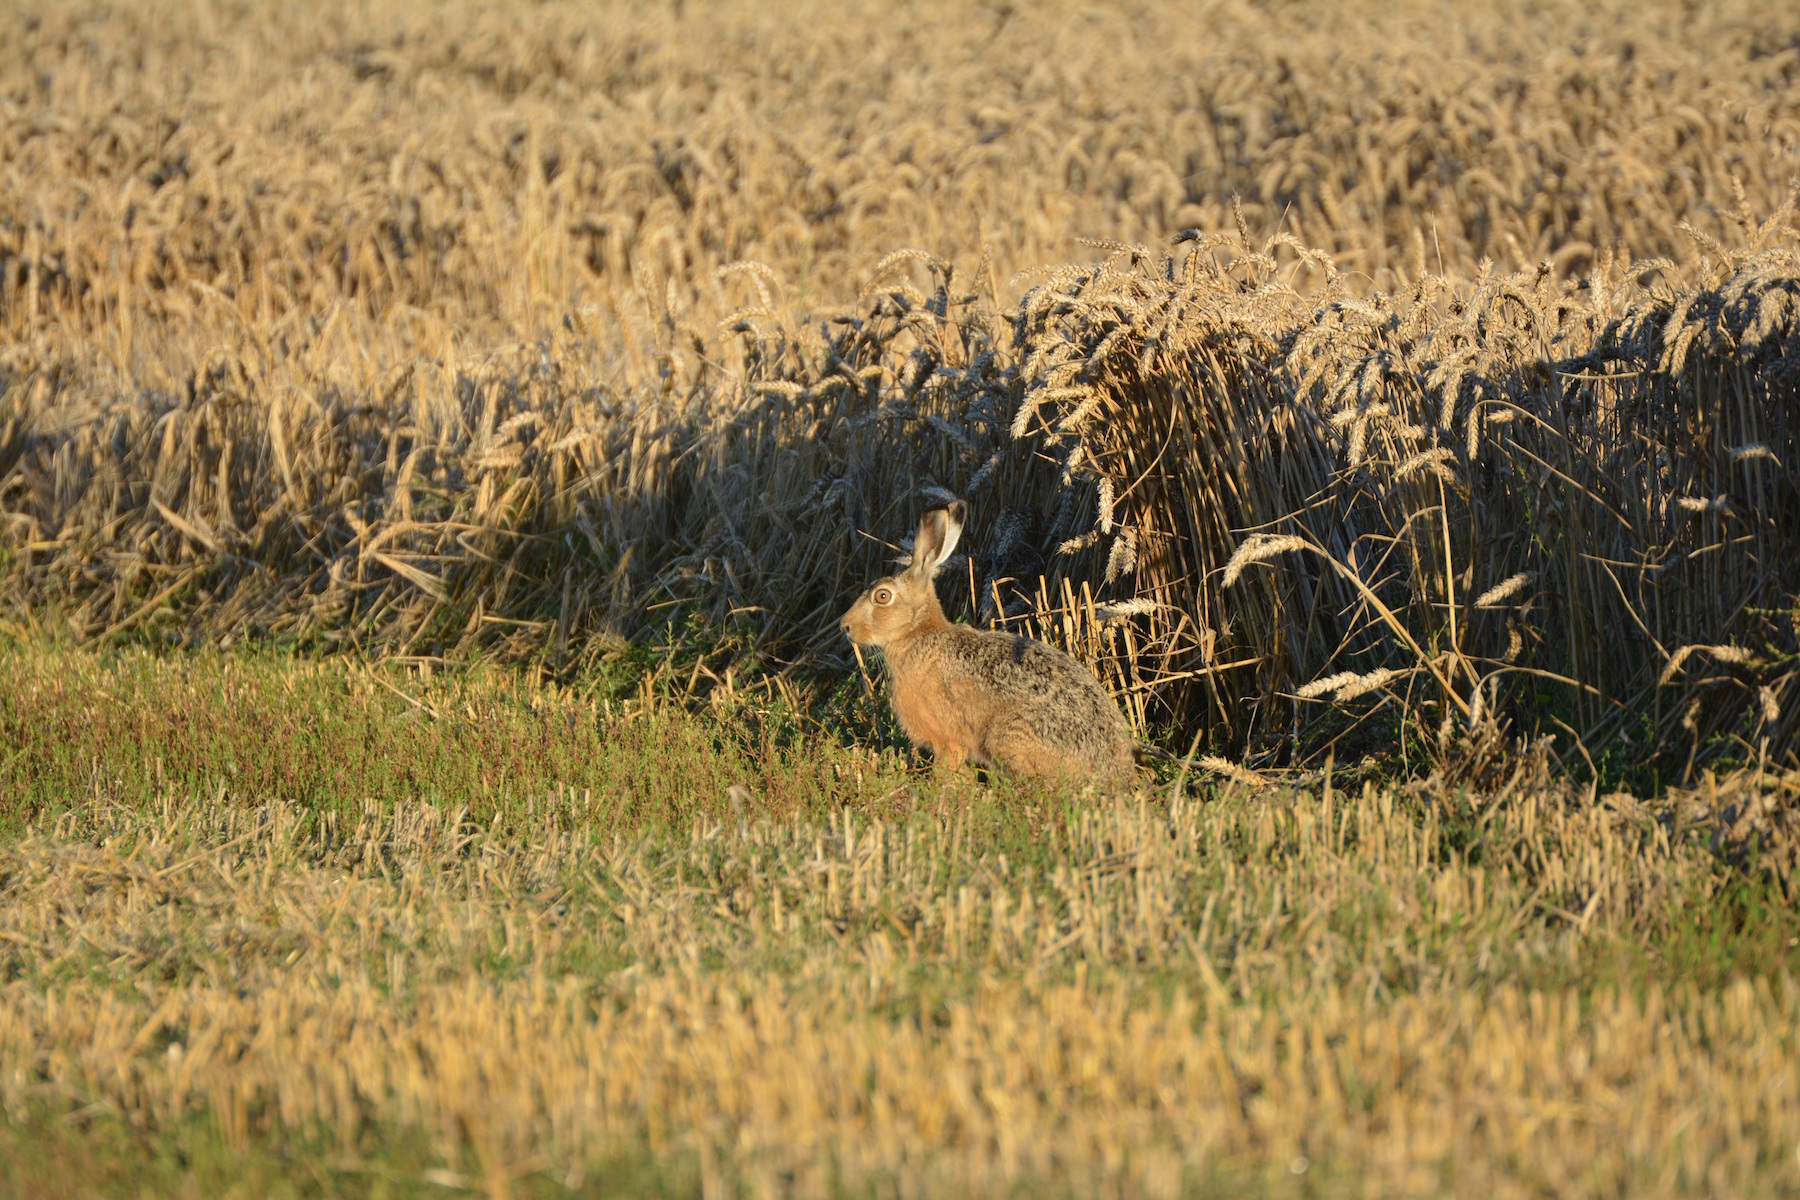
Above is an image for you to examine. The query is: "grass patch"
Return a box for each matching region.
[0,638,914,837]
[0,1106,698,1200]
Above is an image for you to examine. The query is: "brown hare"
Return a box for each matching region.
[840,500,1139,789]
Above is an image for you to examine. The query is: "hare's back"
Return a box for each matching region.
[942,626,1128,734]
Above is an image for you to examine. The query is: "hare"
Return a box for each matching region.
[840,500,1139,789]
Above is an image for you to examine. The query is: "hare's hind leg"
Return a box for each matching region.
[987,726,1132,792]
[984,729,1079,787]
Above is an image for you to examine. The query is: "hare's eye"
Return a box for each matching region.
[873,587,894,605]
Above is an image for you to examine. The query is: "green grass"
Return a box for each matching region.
[0,1109,700,1200]
[0,635,917,837]
[0,1106,1335,1200]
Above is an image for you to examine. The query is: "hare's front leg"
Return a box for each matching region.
[927,742,971,779]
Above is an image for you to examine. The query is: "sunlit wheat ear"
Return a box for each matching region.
[721,307,782,332]
[1296,671,1362,700]
[1659,643,1763,686]
[1730,442,1781,466]
[1397,447,1457,482]
[717,261,781,308]
[1331,668,1403,702]
[1093,596,1158,624]
[1195,755,1273,789]
[741,375,807,401]
[1057,532,1100,555]
[1059,442,1087,483]
[1008,398,1041,440]
[1758,685,1782,725]
[1475,572,1535,608]
[1095,476,1115,534]
[1103,527,1137,584]
[1342,414,1373,468]
[1221,535,1311,588]
[1056,389,1106,432]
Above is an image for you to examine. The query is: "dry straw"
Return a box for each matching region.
[1,762,1795,1196]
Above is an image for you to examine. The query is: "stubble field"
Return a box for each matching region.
[4,1,1800,1196]
[2,643,1798,1198]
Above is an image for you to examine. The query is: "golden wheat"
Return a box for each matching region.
[1011,225,1800,775]
[2,0,1799,774]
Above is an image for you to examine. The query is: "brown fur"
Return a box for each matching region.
[840,502,1138,789]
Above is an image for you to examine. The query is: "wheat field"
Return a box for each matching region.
[3,0,1800,770]
[4,0,1800,1194]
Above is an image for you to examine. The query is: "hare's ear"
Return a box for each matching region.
[910,501,967,577]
